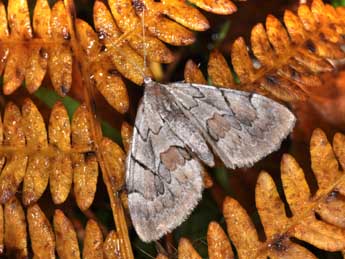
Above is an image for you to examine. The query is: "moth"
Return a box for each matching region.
[126,77,296,242]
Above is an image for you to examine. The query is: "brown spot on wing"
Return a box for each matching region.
[160,147,186,171]
[207,113,231,140]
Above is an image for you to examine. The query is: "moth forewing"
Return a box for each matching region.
[125,3,296,243]
[126,80,296,242]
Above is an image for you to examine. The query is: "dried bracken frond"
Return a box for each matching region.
[0,99,125,214]
[103,231,122,259]
[207,221,234,259]
[71,104,99,211]
[176,128,345,259]
[27,204,55,259]
[178,238,202,259]
[54,209,81,259]
[5,197,27,258]
[0,103,27,204]
[185,0,345,102]
[48,101,73,205]
[0,96,132,257]
[83,220,103,259]
[22,99,50,206]
[0,200,120,258]
[184,60,207,85]
[0,0,238,114]
[121,122,133,153]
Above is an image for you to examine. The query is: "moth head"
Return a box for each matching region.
[144,77,154,86]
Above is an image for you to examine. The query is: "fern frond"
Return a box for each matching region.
[185,0,345,102]
[174,128,345,259]
[0,99,125,210]
[0,200,122,259]
[0,0,237,114]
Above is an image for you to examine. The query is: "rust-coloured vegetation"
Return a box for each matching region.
[0,0,344,258]
[185,0,345,102]
[173,129,345,259]
[0,0,236,113]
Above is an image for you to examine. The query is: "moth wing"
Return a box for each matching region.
[126,83,213,242]
[166,82,296,169]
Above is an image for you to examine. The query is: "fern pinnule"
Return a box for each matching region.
[54,209,81,259]
[49,0,73,97]
[186,0,345,102]
[22,99,50,206]
[83,219,103,259]
[71,104,99,212]
[5,197,27,258]
[0,198,127,258]
[0,0,237,114]
[75,17,129,114]
[121,121,133,153]
[207,221,234,259]
[48,101,73,205]
[0,99,125,213]
[174,128,345,259]
[178,238,203,259]
[0,103,27,205]
[184,60,207,85]
[27,204,55,259]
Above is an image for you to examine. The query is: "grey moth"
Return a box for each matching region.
[126,77,296,242]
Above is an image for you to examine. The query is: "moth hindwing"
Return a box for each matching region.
[126,80,296,242]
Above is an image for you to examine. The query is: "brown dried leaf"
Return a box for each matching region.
[200,0,345,102]
[72,104,98,211]
[54,209,81,259]
[266,15,290,57]
[75,18,129,114]
[160,0,209,31]
[103,231,121,259]
[0,205,3,255]
[3,44,28,95]
[223,197,260,259]
[184,60,207,84]
[219,128,345,258]
[251,23,276,68]
[293,216,345,251]
[121,122,133,153]
[156,254,168,259]
[332,132,345,170]
[207,221,234,259]
[83,220,103,259]
[48,1,72,96]
[107,0,175,64]
[22,99,50,206]
[317,193,345,228]
[281,154,311,215]
[100,138,126,192]
[3,0,31,94]
[0,1,9,75]
[93,0,151,85]
[255,171,289,239]
[48,101,72,204]
[4,197,27,259]
[27,204,55,259]
[178,238,202,259]
[25,0,50,93]
[0,103,27,204]
[136,6,195,46]
[208,49,234,88]
[231,37,256,84]
[188,0,236,15]
[310,128,341,192]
